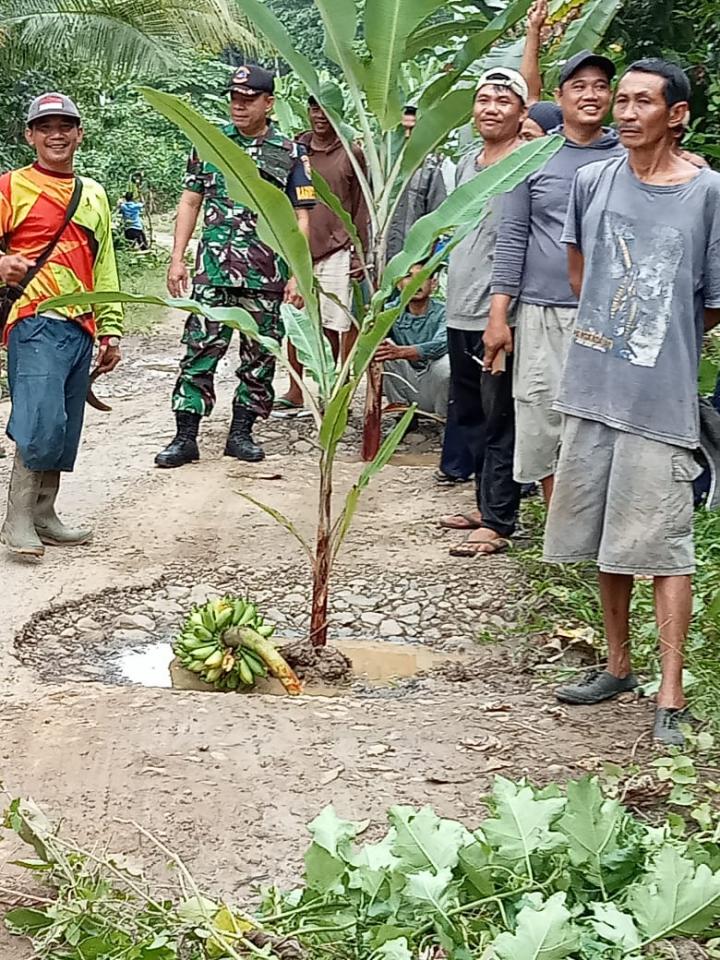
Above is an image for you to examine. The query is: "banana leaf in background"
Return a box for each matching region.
[543,0,625,89]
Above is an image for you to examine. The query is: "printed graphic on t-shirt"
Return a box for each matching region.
[574,209,683,367]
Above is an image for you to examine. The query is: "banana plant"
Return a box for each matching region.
[46,87,562,646]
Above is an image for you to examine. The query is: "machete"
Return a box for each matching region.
[86,368,112,412]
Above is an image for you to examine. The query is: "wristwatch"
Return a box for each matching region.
[100,336,121,347]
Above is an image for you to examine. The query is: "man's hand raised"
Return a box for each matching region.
[527,0,548,33]
[0,254,35,286]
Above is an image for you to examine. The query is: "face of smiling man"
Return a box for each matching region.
[556,65,612,133]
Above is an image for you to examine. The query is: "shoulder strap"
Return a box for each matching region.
[6,176,83,301]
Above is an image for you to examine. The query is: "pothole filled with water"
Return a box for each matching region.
[14,561,524,698]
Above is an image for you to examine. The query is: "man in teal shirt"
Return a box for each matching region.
[377,263,449,416]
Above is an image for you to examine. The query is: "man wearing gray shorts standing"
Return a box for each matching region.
[485,50,623,503]
[544,60,720,746]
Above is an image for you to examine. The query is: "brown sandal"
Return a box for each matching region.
[438,512,483,530]
[450,529,510,558]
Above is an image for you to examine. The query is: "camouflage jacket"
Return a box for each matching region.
[186,123,316,294]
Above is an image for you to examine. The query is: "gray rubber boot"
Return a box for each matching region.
[34,471,93,546]
[0,452,45,558]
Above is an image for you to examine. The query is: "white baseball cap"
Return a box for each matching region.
[475,68,529,105]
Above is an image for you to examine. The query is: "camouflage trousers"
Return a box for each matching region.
[171,285,284,418]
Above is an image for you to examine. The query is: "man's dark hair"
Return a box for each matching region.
[124,191,134,202]
[624,59,691,107]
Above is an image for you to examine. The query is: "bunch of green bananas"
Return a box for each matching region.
[173,597,276,691]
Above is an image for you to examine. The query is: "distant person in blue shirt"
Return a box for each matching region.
[377,263,450,416]
[118,192,149,250]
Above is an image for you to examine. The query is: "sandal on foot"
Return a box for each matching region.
[654,707,694,747]
[438,512,483,530]
[271,398,312,420]
[555,669,638,705]
[449,529,510,558]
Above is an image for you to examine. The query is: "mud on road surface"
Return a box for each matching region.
[0,312,654,958]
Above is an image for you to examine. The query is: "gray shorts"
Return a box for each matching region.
[513,303,576,483]
[544,416,701,576]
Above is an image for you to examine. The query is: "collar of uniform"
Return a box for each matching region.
[224,121,280,146]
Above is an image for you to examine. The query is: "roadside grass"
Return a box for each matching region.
[515,499,720,732]
[115,242,171,336]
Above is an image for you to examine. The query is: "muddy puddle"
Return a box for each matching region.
[114,639,463,697]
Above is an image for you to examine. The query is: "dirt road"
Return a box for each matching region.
[0,309,653,957]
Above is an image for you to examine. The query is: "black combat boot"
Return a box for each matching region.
[154,412,201,468]
[224,405,265,462]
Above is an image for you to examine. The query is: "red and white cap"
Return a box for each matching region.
[27,92,82,125]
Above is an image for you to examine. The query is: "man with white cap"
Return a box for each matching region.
[485,50,624,504]
[438,68,529,558]
[0,91,122,559]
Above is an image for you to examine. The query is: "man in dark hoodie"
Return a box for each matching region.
[485,50,624,503]
[274,83,369,416]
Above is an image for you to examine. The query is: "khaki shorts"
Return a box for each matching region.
[544,416,702,576]
[315,249,352,333]
[513,302,576,483]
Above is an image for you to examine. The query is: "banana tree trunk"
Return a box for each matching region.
[362,362,383,461]
[309,458,333,646]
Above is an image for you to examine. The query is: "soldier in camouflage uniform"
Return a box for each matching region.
[155,64,315,467]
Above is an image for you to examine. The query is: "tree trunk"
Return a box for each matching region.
[362,361,383,461]
[309,459,333,646]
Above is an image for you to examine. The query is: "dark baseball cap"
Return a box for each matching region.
[27,92,81,125]
[228,64,275,96]
[558,49,616,87]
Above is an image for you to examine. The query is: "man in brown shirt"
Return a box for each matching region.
[274,84,370,415]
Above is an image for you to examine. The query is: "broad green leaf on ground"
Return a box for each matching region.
[140,89,317,315]
[492,893,580,960]
[331,407,415,557]
[177,895,219,923]
[589,903,641,953]
[458,840,495,897]
[304,842,348,894]
[3,908,53,935]
[308,806,369,857]
[543,0,624,89]
[348,834,402,899]
[382,135,564,298]
[363,0,446,130]
[627,846,720,941]
[403,867,455,913]
[388,806,473,873]
[483,778,566,869]
[557,777,626,892]
[281,303,335,401]
[375,937,414,960]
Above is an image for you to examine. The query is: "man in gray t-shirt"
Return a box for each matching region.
[544,59,720,747]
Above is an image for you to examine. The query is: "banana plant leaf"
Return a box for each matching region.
[386,134,564,298]
[312,169,366,260]
[140,88,318,319]
[399,88,473,180]
[420,0,533,108]
[314,0,366,99]
[40,291,282,353]
[363,0,447,130]
[406,14,489,59]
[281,303,336,401]
[231,0,320,94]
[544,0,624,89]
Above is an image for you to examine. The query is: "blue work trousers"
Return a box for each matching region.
[6,314,93,472]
